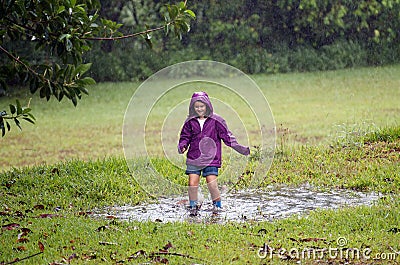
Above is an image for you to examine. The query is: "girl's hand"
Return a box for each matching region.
[178,146,187,154]
[244,146,250,156]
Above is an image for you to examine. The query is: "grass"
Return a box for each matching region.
[1,65,400,264]
[0,191,399,264]
[1,65,399,170]
[1,131,399,264]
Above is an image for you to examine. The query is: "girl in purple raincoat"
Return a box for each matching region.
[178,91,250,216]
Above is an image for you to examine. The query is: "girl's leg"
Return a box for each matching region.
[205,174,221,208]
[188,174,200,208]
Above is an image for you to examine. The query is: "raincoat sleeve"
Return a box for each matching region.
[216,118,250,156]
[178,120,191,154]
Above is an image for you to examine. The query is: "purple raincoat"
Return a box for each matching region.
[178,91,250,167]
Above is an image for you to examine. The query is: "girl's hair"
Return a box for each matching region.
[189,100,211,117]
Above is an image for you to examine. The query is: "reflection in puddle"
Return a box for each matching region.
[96,185,381,223]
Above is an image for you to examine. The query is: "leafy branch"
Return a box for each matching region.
[0,100,36,137]
[0,1,195,137]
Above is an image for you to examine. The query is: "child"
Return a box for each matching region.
[178,91,250,216]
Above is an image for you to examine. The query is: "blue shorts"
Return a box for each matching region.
[185,165,219,177]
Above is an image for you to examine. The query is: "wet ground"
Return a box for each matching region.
[96,185,381,223]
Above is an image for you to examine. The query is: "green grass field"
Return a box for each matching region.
[1,65,399,264]
[1,65,399,170]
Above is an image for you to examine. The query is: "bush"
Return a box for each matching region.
[84,38,399,82]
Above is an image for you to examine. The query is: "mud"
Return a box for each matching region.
[96,185,380,223]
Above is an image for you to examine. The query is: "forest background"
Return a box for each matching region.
[85,0,400,81]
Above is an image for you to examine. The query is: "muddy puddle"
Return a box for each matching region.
[96,185,381,223]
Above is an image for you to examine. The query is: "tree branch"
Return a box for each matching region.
[0,45,47,83]
[4,252,43,264]
[82,24,169,41]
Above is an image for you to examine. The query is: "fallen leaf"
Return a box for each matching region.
[82,252,97,260]
[128,250,147,260]
[67,253,78,261]
[16,238,29,243]
[38,241,45,252]
[33,204,45,210]
[21,228,32,233]
[37,213,60,218]
[388,227,399,233]
[18,232,28,239]
[78,211,93,216]
[51,168,60,175]
[106,215,116,219]
[16,245,27,251]
[96,225,109,232]
[2,223,20,230]
[163,241,173,251]
[14,211,24,217]
[258,228,267,235]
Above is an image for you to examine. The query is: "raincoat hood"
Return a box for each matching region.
[188,91,214,118]
[178,91,250,167]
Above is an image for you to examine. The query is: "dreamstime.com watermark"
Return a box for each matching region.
[257,237,399,261]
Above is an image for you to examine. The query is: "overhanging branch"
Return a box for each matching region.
[82,24,169,41]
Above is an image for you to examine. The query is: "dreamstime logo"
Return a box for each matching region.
[122,60,276,197]
[257,237,398,261]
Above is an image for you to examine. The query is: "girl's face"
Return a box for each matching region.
[193,101,207,118]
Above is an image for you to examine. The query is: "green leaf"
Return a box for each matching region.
[79,87,89,95]
[59,34,72,41]
[168,5,179,20]
[72,96,77,106]
[184,10,196,19]
[145,38,153,49]
[26,112,36,121]
[76,77,95,87]
[16,99,22,115]
[22,108,32,114]
[6,121,11,131]
[9,104,16,115]
[22,117,35,124]
[73,63,92,77]
[14,118,22,130]
[178,2,186,10]
[57,5,65,14]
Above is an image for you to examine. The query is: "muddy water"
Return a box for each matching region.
[96,185,380,223]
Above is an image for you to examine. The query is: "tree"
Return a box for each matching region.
[0,0,195,137]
